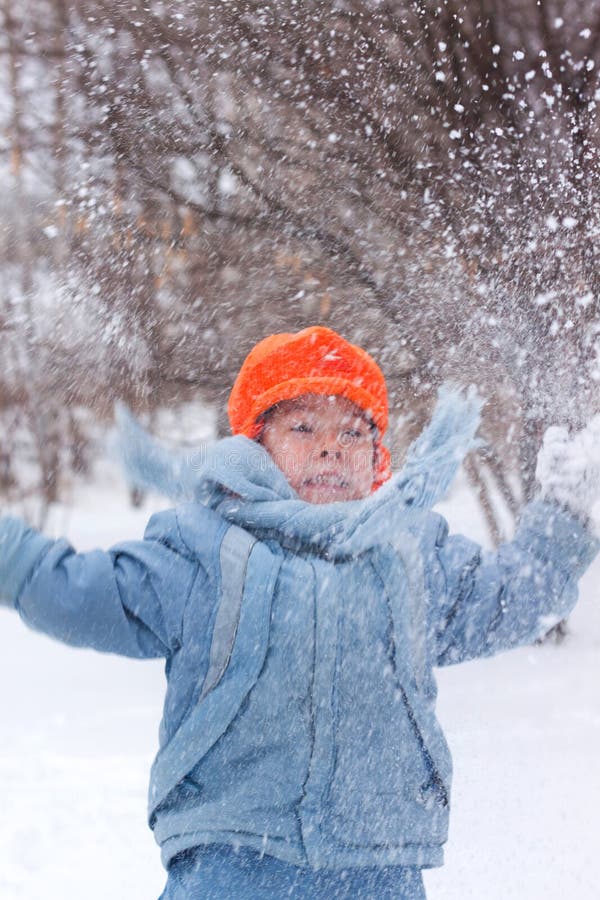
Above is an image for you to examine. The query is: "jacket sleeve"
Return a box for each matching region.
[427,500,599,666]
[0,510,200,659]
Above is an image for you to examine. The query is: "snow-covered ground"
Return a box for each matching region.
[1,457,598,899]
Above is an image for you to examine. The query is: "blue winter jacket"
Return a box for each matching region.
[0,437,597,871]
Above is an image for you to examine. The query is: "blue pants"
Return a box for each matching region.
[160,844,426,899]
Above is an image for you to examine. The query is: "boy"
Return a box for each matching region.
[1,325,599,899]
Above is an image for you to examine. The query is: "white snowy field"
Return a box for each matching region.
[0,461,599,899]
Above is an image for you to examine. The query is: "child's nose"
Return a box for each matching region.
[320,440,342,459]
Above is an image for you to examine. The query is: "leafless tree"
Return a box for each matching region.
[1,0,600,537]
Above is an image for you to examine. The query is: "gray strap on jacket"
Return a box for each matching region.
[199,524,257,701]
[390,533,428,691]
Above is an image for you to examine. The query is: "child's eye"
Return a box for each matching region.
[342,429,363,440]
[292,423,312,433]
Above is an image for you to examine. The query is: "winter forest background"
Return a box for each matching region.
[2,0,600,538]
[1,3,600,898]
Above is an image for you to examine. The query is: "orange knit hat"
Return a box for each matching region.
[228,326,391,488]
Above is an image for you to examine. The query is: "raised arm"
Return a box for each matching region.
[428,500,598,666]
[0,510,200,659]
[427,413,600,666]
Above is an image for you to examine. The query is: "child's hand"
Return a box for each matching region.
[536,416,600,533]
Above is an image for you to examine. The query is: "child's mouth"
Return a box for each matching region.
[303,473,349,489]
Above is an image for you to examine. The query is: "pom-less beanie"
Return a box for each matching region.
[228,325,391,488]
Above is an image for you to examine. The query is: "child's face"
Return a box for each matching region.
[259,394,377,504]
